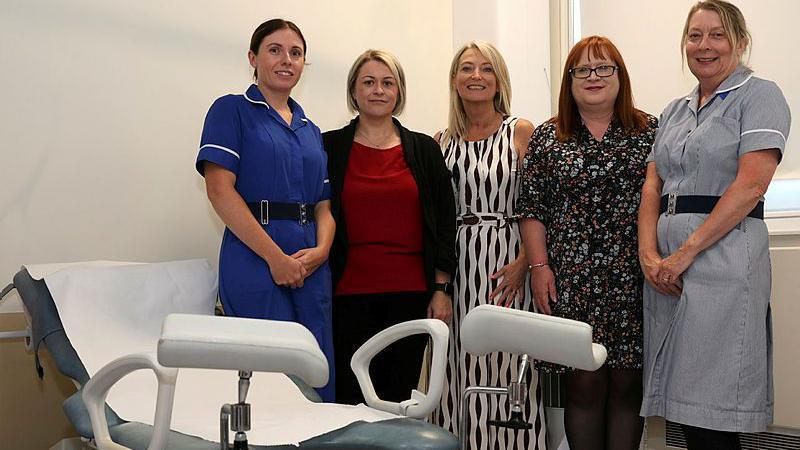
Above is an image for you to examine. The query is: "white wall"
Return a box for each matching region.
[453,0,553,126]
[0,0,453,310]
[580,0,798,179]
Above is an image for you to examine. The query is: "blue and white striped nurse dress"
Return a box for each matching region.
[641,65,791,432]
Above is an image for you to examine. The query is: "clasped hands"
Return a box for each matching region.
[269,246,328,288]
[640,246,697,297]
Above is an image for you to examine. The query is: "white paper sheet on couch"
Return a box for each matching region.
[38,260,396,445]
[24,260,141,280]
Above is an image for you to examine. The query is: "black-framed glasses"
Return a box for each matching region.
[569,65,618,79]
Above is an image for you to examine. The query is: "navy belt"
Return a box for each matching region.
[247,201,316,225]
[659,194,763,219]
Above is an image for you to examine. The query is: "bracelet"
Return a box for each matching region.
[528,262,549,270]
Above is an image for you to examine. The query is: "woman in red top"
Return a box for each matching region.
[323,49,456,404]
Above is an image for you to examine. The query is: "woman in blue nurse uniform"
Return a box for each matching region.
[195,19,336,401]
[639,1,790,447]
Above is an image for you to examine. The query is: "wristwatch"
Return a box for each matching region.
[434,282,453,296]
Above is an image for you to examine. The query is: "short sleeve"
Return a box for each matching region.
[646,113,664,163]
[516,123,552,226]
[321,176,331,200]
[313,126,331,201]
[739,80,791,159]
[196,95,242,176]
[645,147,656,163]
[320,155,331,201]
[647,98,681,164]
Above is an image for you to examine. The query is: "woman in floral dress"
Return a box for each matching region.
[518,36,657,449]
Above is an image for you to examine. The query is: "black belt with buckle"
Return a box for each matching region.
[457,214,517,226]
[659,194,764,219]
[247,201,316,225]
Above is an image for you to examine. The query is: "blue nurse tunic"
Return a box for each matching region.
[196,84,334,401]
[641,66,791,432]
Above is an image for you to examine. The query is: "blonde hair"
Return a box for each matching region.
[346,49,406,115]
[442,41,512,145]
[681,0,751,67]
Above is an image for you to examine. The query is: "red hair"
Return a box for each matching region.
[554,36,648,142]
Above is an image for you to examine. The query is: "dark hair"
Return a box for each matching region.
[249,19,306,81]
[553,35,648,142]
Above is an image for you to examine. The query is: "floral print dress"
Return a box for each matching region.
[517,116,657,372]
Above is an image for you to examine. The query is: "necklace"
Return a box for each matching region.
[355,128,398,149]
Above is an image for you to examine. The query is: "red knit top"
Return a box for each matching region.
[335,142,427,295]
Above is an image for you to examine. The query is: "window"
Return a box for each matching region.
[766,179,800,214]
[571,0,582,45]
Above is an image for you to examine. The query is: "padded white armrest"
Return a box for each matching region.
[461,305,607,371]
[82,353,178,450]
[157,314,329,388]
[350,319,449,419]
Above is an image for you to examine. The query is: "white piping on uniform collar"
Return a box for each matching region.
[244,91,271,109]
[716,74,753,94]
[685,86,697,102]
[684,74,754,102]
[244,91,309,123]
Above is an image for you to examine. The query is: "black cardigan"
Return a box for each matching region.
[322,117,457,291]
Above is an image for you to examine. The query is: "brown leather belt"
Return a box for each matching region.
[456,214,518,227]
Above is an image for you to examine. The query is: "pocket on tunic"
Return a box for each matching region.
[699,116,741,179]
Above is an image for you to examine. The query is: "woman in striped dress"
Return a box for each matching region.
[432,41,547,450]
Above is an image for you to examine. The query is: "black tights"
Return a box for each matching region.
[564,367,644,450]
[681,424,741,450]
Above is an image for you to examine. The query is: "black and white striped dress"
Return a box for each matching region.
[433,116,547,449]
